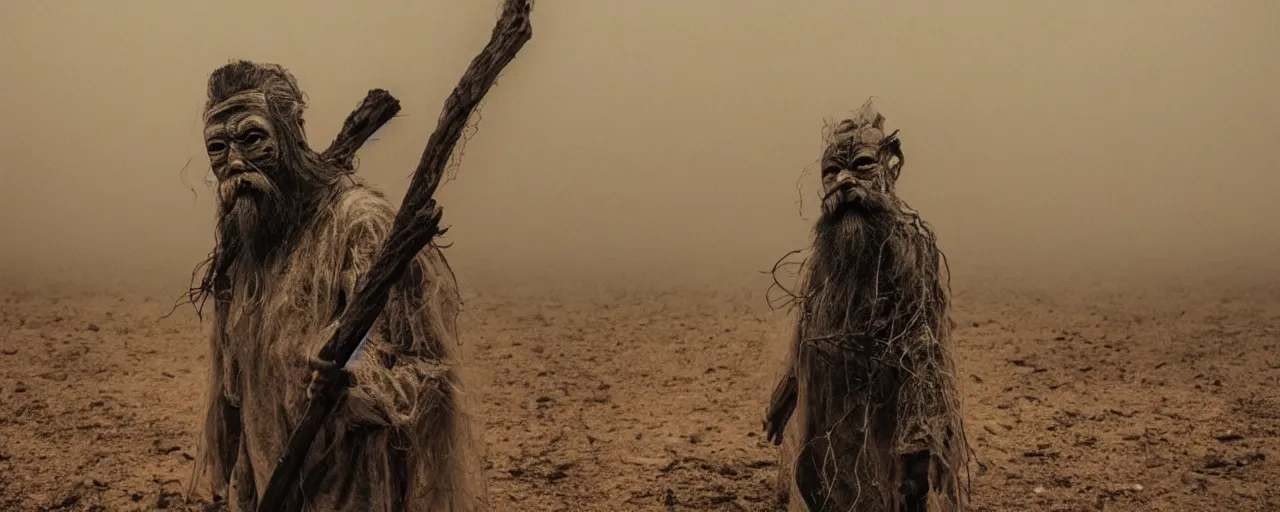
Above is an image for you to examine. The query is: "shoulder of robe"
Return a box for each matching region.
[327,185,398,246]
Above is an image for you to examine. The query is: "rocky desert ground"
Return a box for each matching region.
[1,277,1278,511]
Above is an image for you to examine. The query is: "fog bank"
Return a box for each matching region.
[1,0,1277,293]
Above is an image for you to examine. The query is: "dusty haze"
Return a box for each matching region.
[3,3,1280,510]
[1,0,1278,292]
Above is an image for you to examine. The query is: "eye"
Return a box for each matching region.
[240,130,266,146]
[852,155,877,170]
[821,165,841,176]
[206,140,228,153]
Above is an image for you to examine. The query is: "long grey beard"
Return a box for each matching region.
[212,183,295,306]
[217,173,291,262]
[801,205,942,357]
[789,205,965,511]
[222,198,269,265]
[807,212,890,340]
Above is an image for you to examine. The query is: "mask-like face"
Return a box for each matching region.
[818,109,903,219]
[203,91,282,209]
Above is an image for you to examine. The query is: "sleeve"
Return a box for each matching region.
[325,212,457,429]
[196,299,243,493]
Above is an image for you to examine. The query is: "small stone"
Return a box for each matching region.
[622,456,672,467]
[52,494,80,509]
[86,324,100,332]
[154,491,180,509]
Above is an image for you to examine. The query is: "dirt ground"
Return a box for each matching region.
[1,278,1278,511]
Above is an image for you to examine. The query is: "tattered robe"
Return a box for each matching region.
[197,183,483,511]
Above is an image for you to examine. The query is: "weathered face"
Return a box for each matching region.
[819,122,903,219]
[203,92,281,208]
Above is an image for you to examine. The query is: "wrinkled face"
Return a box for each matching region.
[203,92,281,209]
[819,123,903,219]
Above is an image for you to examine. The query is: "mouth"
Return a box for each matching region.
[822,181,889,220]
[822,182,862,211]
[219,172,268,203]
[233,179,258,194]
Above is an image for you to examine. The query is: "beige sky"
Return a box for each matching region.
[1,0,1277,291]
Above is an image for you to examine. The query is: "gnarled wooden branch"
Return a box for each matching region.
[321,88,402,172]
[256,2,533,510]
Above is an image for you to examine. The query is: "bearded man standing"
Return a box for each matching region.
[189,60,483,511]
[764,101,970,512]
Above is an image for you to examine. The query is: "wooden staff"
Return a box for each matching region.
[256,1,533,509]
[321,88,403,172]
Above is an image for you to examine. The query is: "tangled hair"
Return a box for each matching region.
[823,102,885,147]
[790,205,969,511]
[770,102,970,511]
[189,182,480,511]
[182,61,355,319]
[184,60,481,510]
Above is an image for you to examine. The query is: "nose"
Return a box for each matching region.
[225,157,248,177]
[835,169,856,187]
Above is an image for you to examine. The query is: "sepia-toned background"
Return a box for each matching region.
[1,1,1277,510]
